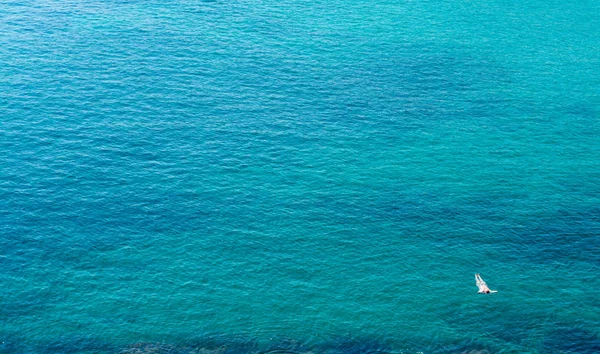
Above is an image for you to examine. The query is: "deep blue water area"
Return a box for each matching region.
[1,0,599,352]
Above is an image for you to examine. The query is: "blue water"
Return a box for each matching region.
[1,0,599,353]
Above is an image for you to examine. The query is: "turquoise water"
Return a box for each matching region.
[1,0,599,352]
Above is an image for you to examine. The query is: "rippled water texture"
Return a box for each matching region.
[1,0,599,352]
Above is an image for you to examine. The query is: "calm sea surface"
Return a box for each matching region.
[1,0,599,352]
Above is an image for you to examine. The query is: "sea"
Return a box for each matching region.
[1,0,599,353]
